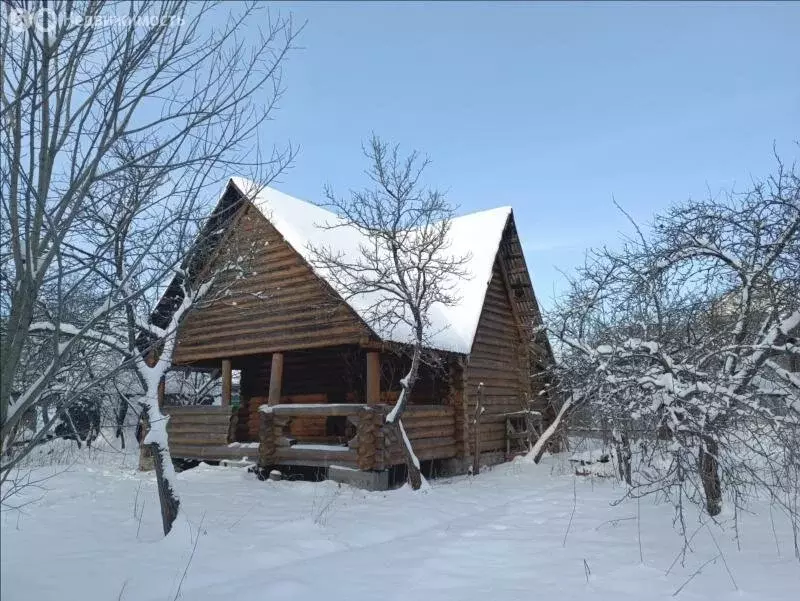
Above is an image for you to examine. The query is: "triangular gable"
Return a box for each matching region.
[230,178,513,354]
[173,195,373,364]
[495,214,555,366]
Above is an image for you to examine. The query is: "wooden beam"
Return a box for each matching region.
[366,351,380,405]
[157,376,165,409]
[268,352,284,406]
[221,359,232,407]
[267,403,365,417]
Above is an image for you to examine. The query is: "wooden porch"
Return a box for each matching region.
[164,403,458,471]
[165,343,466,474]
[258,403,457,470]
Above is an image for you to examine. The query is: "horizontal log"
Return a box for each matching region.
[180,305,352,339]
[474,321,517,338]
[174,332,364,363]
[164,415,233,427]
[387,436,455,451]
[405,425,456,440]
[178,315,362,348]
[275,446,358,464]
[167,425,230,437]
[183,281,333,315]
[400,416,455,429]
[387,444,456,463]
[170,444,260,461]
[281,393,327,404]
[263,403,367,417]
[166,412,232,422]
[402,406,454,419]
[163,406,231,416]
[169,436,229,447]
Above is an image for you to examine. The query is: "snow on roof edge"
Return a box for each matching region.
[227,177,512,354]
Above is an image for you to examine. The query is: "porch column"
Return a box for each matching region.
[366,351,380,405]
[268,352,284,406]
[221,359,232,407]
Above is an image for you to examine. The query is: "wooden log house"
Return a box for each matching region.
[160,178,555,486]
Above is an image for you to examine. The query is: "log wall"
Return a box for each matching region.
[377,353,448,405]
[235,346,369,441]
[498,216,553,415]
[165,406,238,460]
[393,405,457,463]
[174,203,370,364]
[465,258,531,454]
[364,405,458,469]
[233,346,453,443]
[257,404,458,472]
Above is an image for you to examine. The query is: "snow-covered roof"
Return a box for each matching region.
[229,178,513,354]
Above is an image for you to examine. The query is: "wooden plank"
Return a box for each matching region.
[387,444,457,463]
[268,352,283,406]
[157,376,165,408]
[170,444,260,461]
[366,351,380,405]
[267,403,366,417]
[163,415,232,427]
[275,446,358,465]
[169,436,229,446]
[163,406,231,416]
[281,393,326,404]
[175,331,364,363]
[179,304,352,337]
[173,209,372,364]
[403,406,454,419]
[405,425,456,440]
[167,425,231,436]
[221,359,232,407]
[400,416,455,428]
[178,317,362,349]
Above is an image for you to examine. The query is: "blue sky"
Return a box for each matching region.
[255,1,799,310]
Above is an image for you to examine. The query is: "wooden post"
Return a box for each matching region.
[450,359,468,459]
[356,407,377,470]
[268,352,283,406]
[258,410,276,473]
[366,351,380,405]
[221,359,232,407]
[473,383,484,475]
[157,376,165,409]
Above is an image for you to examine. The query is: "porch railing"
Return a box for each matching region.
[164,405,239,460]
[258,403,457,471]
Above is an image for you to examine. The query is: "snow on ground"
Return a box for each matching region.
[2,450,799,601]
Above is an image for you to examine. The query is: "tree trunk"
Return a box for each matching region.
[612,428,632,485]
[137,411,155,471]
[151,440,180,535]
[116,394,128,449]
[138,396,180,534]
[385,419,423,490]
[385,344,424,490]
[698,436,722,516]
[530,395,576,463]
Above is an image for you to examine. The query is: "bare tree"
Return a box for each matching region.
[1,0,299,530]
[540,155,799,537]
[310,136,469,490]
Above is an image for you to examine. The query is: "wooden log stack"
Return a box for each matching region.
[237,395,267,441]
[164,406,233,458]
[356,406,383,471]
[258,409,277,469]
[383,405,457,465]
